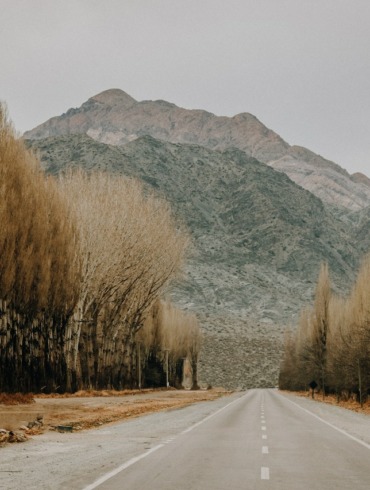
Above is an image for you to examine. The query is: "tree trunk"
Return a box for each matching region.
[191,354,200,390]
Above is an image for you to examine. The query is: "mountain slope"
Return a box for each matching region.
[269,146,370,211]
[26,134,360,388]
[24,89,370,210]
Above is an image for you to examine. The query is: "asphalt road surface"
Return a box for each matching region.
[83,389,370,490]
[1,389,370,489]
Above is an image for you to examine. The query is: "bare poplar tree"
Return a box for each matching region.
[310,262,331,397]
[136,300,202,388]
[0,104,79,392]
[58,170,188,389]
[341,256,370,405]
[279,265,331,395]
[280,257,370,406]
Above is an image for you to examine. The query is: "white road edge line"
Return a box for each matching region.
[280,393,370,450]
[261,467,270,480]
[181,392,247,434]
[83,392,247,489]
[82,444,164,490]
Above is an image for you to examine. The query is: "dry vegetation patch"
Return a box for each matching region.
[0,393,35,405]
[284,390,370,415]
[0,388,230,441]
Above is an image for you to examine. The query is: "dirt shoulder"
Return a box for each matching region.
[0,388,230,443]
[282,390,370,415]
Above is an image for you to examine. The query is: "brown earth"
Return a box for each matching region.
[284,390,370,415]
[0,388,230,442]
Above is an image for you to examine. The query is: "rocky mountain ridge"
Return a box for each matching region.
[26,133,364,388]
[25,88,370,211]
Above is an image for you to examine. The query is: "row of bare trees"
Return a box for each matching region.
[279,260,370,405]
[0,104,200,392]
[138,300,202,389]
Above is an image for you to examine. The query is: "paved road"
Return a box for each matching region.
[84,389,370,490]
[2,389,370,489]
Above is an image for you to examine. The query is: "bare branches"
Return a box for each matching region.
[280,258,370,404]
[137,300,202,388]
[58,169,189,389]
[0,103,79,316]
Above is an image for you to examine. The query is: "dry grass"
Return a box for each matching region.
[284,390,370,415]
[0,393,35,405]
[36,388,162,399]
[0,388,230,435]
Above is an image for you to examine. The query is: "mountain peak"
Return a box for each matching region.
[351,172,370,188]
[232,112,259,121]
[90,88,137,107]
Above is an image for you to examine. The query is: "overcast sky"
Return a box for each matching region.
[1,0,369,176]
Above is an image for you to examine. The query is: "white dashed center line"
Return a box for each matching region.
[260,398,269,481]
[261,467,270,480]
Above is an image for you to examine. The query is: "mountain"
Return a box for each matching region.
[26,133,361,388]
[24,88,370,211]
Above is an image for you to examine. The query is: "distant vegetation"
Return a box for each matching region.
[279,260,370,405]
[0,104,200,393]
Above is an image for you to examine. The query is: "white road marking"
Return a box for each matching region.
[83,444,164,490]
[261,426,266,431]
[281,394,370,450]
[181,393,247,435]
[84,393,247,489]
[262,434,267,439]
[262,446,269,454]
[261,467,270,480]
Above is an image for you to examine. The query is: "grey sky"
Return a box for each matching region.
[1,0,369,176]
